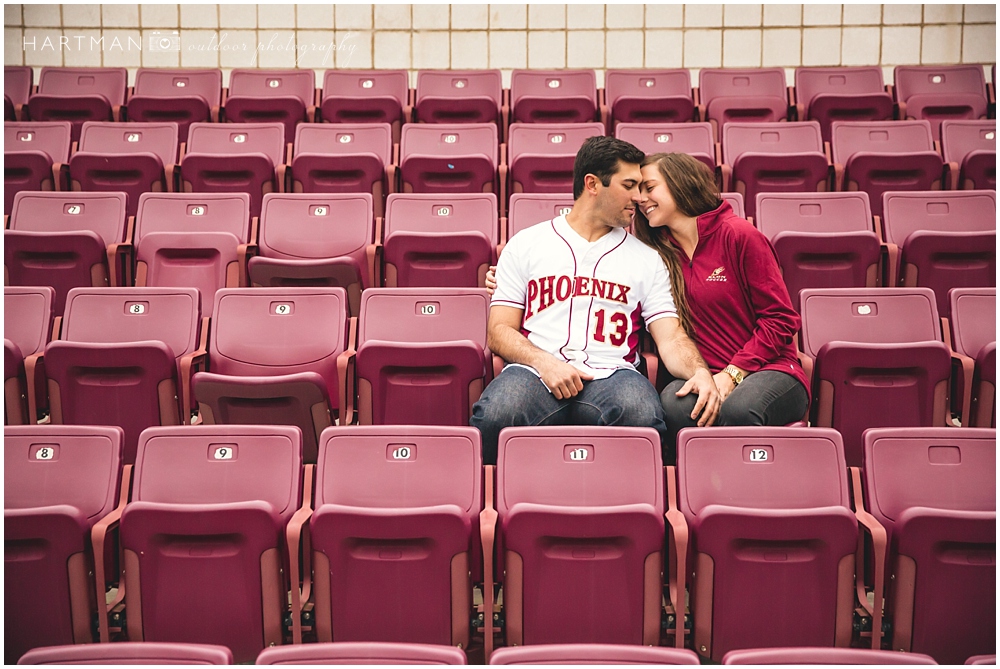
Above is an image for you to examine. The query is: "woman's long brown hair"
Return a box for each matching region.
[633,152,722,339]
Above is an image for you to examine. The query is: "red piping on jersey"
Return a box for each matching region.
[551,219,579,363]
[579,230,628,369]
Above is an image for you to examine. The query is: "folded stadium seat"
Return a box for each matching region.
[382,193,498,288]
[5,191,130,313]
[720,120,830,219]
[399,122,500,199]
[303,426,483,651]
[862,427,996,664]
[880,189,996,317]
[415,69,505,134]
[940,119,996,190]
[5,425,126,662]
[45,286,207,462]
[606,68,696,128]
[504,192,574,249]
[133,192,253,315]
[721,647,938,664]
[126,68,222,142]
[793,66,894,143]
[180,121,286,217]
[5,65,33,121]
[340,287,490,426]
[510,69,601,124]
[192,287,349,464]
[289,122,394,217]
[967,655,997,665]
[673,427,873,660]
[69,121,180,217]
[257,642,469,665]
[948,287,996,428]
[27,67,127,142]
[248,192,376,316]
[615,121,717,172]
[490,644,701,665]
[721,192,745,218]
[507,122,606,201]
[17,642,233,665]
[4,120,72,214]
[321,69,411,142]
[798,287,951,467]
[894,65,989,138]
[831,120,944,218]
[4,286,55,425]
[496,426,664,646]
[121,425,304,663]
[224,68,317,145]
[698,68,791,140]
[755,192,880,311]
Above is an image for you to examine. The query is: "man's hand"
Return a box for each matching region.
[675,367,721,426]
[713,371,736,402]
[485,265,497,294]
[537,357,594,399]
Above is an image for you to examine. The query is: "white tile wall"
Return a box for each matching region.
[4,4,993,78]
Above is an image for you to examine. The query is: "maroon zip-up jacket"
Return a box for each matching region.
[664,200,810,396]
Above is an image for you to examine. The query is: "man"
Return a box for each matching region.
[471,136,720,464]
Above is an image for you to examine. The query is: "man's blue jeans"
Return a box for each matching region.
[470,365,668,465]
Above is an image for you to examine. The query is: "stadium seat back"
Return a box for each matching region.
[722,647,938,665]
[699,68,789,137]
[18,642,234,665]
[415,69,503,125]
[506,193,575,240]
[940,120,996,190]
[496,426,664,646]
[950,287,997,427]
[321,69,409,136]
[794,67,893,142]
[257,642,469,665]
[894,65,989,136]
[5,286,56,424]
[606,69,695,126]
[225,69,315,144]
[4,121,72,213]
[490,644,702,665]
[28,67,127,141]
[507,122,606,195]
[5,65,32,117]
[615,122,715,170]
[399,122,498,194]
[511,69,597,124]
[310,426,481,646]
[127,68,223,141]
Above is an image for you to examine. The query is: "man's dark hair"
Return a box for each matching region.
[572,136,645,200]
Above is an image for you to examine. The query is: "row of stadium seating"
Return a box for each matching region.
[6,422,995,664]
[6,64,996,144]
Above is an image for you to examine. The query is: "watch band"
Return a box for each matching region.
[723,365,744,386]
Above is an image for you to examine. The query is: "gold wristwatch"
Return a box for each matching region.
[723,365,745,386]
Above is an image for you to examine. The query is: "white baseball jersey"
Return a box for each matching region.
[492,215,678,381]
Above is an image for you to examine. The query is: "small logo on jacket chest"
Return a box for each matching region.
[706,266,727,282]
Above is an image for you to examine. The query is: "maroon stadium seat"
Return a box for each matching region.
[5,191,129,312]
[321,69,410,141]
[794,66,894,142]
[17,642,233,665]
[289,122,394,217]
[5,425,125,662]
[949,287,996,427]
[675,427,860,660]
[722,647,937,664]
[507,122,605,199]
[698,67,790,139]
[415,69,504,129]
[258,642,469,665]
[134,191,253,315]
[399,122,499,196]
[28,67,127,141]
[126,68,222,142]
[69,121,179,216]
[248,192,376,316]
[307,426,482,648]
[45,286,205,462]
[967,655,997,665]
[755,191,879,311]
[606,68,696,127]
[831,120,944,217]
[491,644,701,665]
[5,65,32,121]
[799,287,951,466]
[121,424,303,663]
[511,69,599,124]
[720,192,745,218]
[4,120,72,213]
[505,192,574,246]
[940,119,996,190]
[342,287,490,426]
[894,65,989,137]
[721,120,830,218]
[4,286,54,425]
[496,426,664,646]
[881,189,995,317]
[863,427,996,664]
[192,287,349,463]
[615,121,716,171]
[383,192,498,288]
[225,68,317,144]
[180,121,286,217]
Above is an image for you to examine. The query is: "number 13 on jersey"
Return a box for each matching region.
[593,309,628,346]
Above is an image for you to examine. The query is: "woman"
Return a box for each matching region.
[633,152,809,453]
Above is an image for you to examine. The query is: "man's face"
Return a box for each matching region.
[593,160,642,229]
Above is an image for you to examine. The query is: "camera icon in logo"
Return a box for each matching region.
[148,31,181,52]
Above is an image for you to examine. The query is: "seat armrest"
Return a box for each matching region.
[336,317,358,425]
[849,466,886,650]
[479,464,498,662]
[664,465,688,648]
[179,317,211,424]
[237,216,259,287]
[92,463,133,642]
[287,463,315,644]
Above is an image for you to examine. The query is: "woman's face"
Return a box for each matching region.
[639,163,679,229]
